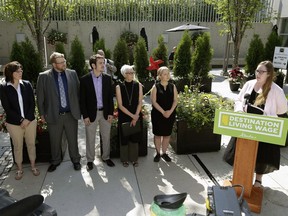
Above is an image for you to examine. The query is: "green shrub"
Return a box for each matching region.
[55,42,67,60]
[191,32,213,82]
[10,38,43,87]
[152,35,168,67]
[69,36,86,78]
[113,38,129,80]
[134,37,149,83]
[173,31,192,79]
[264,31,282,61]
[120,31,138,64]
[93,38,112,59]
[245,34,264,77]
[47,29,67,45]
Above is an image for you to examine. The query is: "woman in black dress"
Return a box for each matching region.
[234,61,287,187]
[151,66,178,162]
[116,65,143,167]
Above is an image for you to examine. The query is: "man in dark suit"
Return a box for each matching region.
[36,52,81,172]
[80,54,115,170]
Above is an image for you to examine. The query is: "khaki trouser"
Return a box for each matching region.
[7,120,37,164]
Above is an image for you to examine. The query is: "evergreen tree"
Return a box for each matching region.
[191,32,213,82]
[10,38,43,87]
[134,37,149,83]
[113,39,129,80]
[93,38,112,59]
[245,34,264,77]
[173,31,192,79]
[264,31,282,61]
[152,35,168,67]
[69,36,86,78]
[55,42,67,60]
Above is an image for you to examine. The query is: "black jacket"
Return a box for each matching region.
[0,80,35,125]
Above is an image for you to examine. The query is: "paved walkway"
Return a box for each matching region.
[0,70,288,216]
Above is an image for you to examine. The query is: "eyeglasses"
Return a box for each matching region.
[126,72,135,75]
[255,69,267,75]
[55,60,66,64]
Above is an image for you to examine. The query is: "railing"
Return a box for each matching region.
[0,0,273,23]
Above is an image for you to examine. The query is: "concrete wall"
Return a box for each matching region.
[0,21,272,67]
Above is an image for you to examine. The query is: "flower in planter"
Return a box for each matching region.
[228,67,244,84]
[176,85,234,132]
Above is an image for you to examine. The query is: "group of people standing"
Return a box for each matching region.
[1,51,287,189]
[0,51,178,180]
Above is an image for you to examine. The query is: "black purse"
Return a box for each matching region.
[121,121,141,137]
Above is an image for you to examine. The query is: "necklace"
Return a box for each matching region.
[124,81,134,106]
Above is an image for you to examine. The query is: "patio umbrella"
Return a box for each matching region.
[166,24,209,32]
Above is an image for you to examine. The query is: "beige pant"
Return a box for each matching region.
[7,120,37,164]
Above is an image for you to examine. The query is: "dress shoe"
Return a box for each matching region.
[103,159,115,167]
[47,163,60,172]
[73,162,81,171]
[87,162,93,171]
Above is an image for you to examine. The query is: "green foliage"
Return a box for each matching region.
[173,31,192,79]
[10,38,43,87]
[191,32,213,81]
[152,35,168,67]
[93,38,112,59]
[113,38,129,80]
[55,42,67,60]
[47,29,67,45]
[120,31,139,64]
[177,85,234,132]
[134,37,149,83]
[69,36,86,78]
[245,34,264,76]
[264,31,282,61]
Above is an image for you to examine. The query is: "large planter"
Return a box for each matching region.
[229,81,240,92]
[101,122,148,158]
[198,76,212,93]
[10,131,51,163]
[170,120,221,154]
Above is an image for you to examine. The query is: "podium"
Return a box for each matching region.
[223,138,263,213]
[214,109,288,214]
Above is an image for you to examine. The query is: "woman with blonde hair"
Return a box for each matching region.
[234,60,287,187]
[116,65,143,167]
[151,66,178,162]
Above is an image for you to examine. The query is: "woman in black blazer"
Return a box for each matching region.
[0,61,40,180]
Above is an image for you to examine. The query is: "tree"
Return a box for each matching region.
[3,0,58,60]
[264,31,282,61]
[134,37,149,83]
[113,39,129,80]
[245,34,264,78]
[69,36,86,78]
[152,35,168,67]
[205,0,267,68]
[173,31,192,79]
[93,38,112,59]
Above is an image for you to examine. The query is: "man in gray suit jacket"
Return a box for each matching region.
[36,52,81,172]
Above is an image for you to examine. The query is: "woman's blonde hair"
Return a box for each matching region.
[254,60,274,106]
[157,66,169,80]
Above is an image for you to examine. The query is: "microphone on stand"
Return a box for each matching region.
[244,93,251,105]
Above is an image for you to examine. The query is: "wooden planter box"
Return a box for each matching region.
[170,120,221,154]
[10,131,51,163]
[101,122,148,158]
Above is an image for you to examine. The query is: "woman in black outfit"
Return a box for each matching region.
[151,66,178,162]
[116,65,143,167]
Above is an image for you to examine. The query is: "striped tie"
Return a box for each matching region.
[58,73,67,108]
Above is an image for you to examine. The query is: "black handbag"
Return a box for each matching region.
[223,137,237,166]
[121,121,141,137]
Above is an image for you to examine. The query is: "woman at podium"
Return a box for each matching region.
[234,60,287,187]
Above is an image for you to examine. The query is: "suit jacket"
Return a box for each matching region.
[0,80,35,125]
[36,69,81,123]
[80,72,114,122]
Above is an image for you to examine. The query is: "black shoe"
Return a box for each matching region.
[87,162,93,171]
[162,153,171,162]
[73,162,81,171]
[154,154,161,162]
[47,163,60,172]
[103,159,115,167]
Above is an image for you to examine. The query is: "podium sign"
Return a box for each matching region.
[214,109,288,146]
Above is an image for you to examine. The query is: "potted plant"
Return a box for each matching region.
[47,29,67,45]
[170,85,234,154]
[228,67,244,91]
